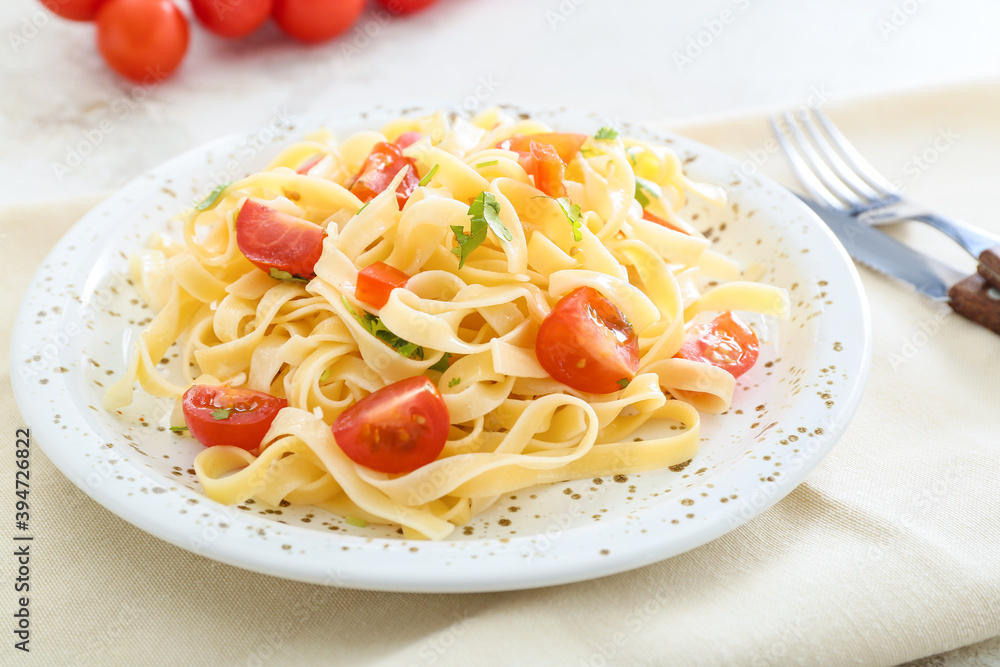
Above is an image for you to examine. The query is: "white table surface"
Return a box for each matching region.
[1,0,998,664]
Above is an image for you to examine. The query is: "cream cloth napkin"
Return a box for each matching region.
[2,81,998,667]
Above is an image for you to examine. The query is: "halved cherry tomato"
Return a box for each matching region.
[642,209,689,235]
[531,140,567,198]
[535,286,639,394]
[331,376,449,474]
[235,199,325,279]
[376,0,440,14]
[40,0,106,21]
[356,261,410,309]
[349,142,420,208]
[394,131,423,149]
[272,0,364,43]
[675,312,759,379]
[182,385,287,451]
[496,133,587,164]
[190,0,272,38]
[96,0,188,83]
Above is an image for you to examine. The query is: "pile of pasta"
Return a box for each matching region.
[105,108,789,540]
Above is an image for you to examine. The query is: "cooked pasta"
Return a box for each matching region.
[105,108,789,540]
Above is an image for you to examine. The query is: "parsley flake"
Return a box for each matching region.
[269,268,310,283]
[594,126,618,141]
[195,182,231,211]
[345,516,367,527]
[616,378,631,390]
[448,377,461,388]
[169,426,188,432]
[428,353,452,373]
[210,408,232,421]
[355,201,370,216]
[535,196,583,242]
[418,164,439,187]
[342,297,425,360]
[475,159,499,168]
[634,176,663,208]
[319,367,333,384]
[451,191,511,269]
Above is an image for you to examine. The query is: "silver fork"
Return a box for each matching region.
[770,108,1000,286]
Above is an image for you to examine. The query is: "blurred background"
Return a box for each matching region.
[2,0,998,205]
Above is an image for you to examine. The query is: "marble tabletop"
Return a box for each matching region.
[1,1,998,665]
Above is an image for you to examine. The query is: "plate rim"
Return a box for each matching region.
[10,105,872,593]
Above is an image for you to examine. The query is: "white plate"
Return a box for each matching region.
[10,105,871,593]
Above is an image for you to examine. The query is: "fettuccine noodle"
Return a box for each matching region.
[106,108,789,540]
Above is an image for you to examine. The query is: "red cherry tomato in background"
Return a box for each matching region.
[394,131,423,149]
[535,286,639,394]
[331,376,450,474]
[272,0,365,43]
[190,0,273,39]
[96,0,188,83]
[182,385,287,451]
[349,142,420,208]
[356,261,410,309]
[40,0,106,21]
[675,312,760,379]
[376,0,440,14]
[235,199,325,279]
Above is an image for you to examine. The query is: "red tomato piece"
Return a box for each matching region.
[272,0,365,43]
[675,312,760,379]
[182,385,287,451]
[190,0,272,38]
[375,0,440,14]
[531,140,567,198]
[356,261,410,309]
[96,0,188,83]
[40,0,106,21]
[394,131,423,149]
[349,142,420,208]
[296,154,323,174]
[496,133,587,164]
[331,376,449,474]
[235,199,325,279]
[535,286,639,394]
[642,209,689,235]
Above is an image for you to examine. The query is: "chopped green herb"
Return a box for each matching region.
[418,164,439,187]
[169,426,188,432]
[355,201,370,216]
[616,378,631,390]
[341,297,425,360]
[319,367,333,384]
[269,268,310,283]
[634,176,663,209]
[594,126,618,141]
[451,191,511,269]
[345,516,367,527]
[475,159,499,168]
[428,353,452,373]
[210,408,232,421]
[448,377,461,388]
[195,182,230,211]
[580,147,599,158]
[535,196,583,242]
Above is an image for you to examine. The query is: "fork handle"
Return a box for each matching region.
[978,247,1000,290]
[913,213,1000,258]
